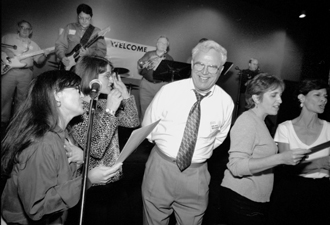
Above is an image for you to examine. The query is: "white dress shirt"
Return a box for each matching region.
[142,78,234,163]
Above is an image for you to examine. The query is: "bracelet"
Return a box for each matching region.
[105,108,116,116]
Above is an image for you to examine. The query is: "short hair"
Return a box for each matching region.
[77,4,93,17]
[249,58,258,64]
[17,20,32,30]
[296,78,329,97]
[157,36,169,44]
[198,38,208,43]
[157,35,170,52]
[245,73,285,109]
[191,40,227,65]
[74,55,113,96]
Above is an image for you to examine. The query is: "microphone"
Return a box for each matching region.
[89,79,102,98]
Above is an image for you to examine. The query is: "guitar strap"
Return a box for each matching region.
[80,25,95,46]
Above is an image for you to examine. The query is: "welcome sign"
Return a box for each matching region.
[105,38,155,79]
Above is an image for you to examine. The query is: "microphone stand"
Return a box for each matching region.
[1,43,17,49]
[79,93,98,225]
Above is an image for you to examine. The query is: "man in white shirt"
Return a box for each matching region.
[141,40,234,225]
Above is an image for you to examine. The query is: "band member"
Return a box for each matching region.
[137,36,174,119]
[55,3,107,71]
[1,20,50,130]
[237,58,260,116]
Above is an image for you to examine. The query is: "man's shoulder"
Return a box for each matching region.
[165,53,174,60]
[160,79,190,94]
[65,22,77,28]
[2,33,17,39]
[92,25,102,32]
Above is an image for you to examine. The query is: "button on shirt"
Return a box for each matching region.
[142,78,234,163]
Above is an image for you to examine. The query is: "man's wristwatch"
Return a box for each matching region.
[105,108,116,116]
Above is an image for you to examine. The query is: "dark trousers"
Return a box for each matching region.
[220,186,269,225]
[65,180,131,225]
[268,176,330,225]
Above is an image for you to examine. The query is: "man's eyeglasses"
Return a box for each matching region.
[193,62,221,74]
[20,26,32,31]
[78,16,91,22]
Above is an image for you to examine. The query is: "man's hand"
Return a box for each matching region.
[61,57,70,67]
[79,47,89,57]
[43,49,52,57]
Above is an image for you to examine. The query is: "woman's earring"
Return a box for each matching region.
[300,102,303,108]
[56,100,61,107]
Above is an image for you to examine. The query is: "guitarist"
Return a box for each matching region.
[137,36,173,119]
[55,4,107,71]
[1,20,50,129]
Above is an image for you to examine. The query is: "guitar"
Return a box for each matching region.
[61,26,111,71]
[1,47,55,75]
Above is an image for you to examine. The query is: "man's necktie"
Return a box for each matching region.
[176,90,209,172]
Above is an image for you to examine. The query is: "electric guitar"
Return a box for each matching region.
[61,26,111,71]
[1,47,55,75]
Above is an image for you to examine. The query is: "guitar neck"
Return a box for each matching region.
[19,50,45,60]
[84,34,101,49]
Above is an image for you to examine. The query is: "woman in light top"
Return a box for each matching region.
[220,73,310,225]
[268,78,330,225]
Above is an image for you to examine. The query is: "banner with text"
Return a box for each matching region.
[105,38,155,79]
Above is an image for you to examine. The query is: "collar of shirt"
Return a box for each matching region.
[187,78,216,98]
[53,125,66,141]
[75,22,89,32]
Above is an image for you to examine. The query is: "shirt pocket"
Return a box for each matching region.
[199,120,220,139]
[68,34,80,44]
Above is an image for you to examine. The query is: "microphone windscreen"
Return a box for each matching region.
[89,79,102,94]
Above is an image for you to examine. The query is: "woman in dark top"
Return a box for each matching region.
[1,70,121,225]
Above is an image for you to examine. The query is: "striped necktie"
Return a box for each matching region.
[176,90,210,172]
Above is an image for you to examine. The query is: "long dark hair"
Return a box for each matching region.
[1,70,81,177]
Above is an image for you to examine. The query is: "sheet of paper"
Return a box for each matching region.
[115,119,160,164]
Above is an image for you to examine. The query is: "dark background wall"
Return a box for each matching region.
[2,0,329,121]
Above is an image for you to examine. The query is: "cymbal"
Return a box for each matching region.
[114,67,129,74]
